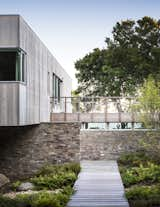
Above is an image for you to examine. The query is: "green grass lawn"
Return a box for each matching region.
[118,151,160,207]
[0,162,80,207]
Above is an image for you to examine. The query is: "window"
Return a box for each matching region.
[0,50,26,82]
[47,72,50,95]
[52,73,62,102]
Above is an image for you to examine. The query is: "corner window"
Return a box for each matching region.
[0,50,26,82]
[52,73,62,102]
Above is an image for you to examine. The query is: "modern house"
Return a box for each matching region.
[0,15,72,126]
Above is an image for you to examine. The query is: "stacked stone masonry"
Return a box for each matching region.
[80,130,160,160]
[0,123,80,180]
[0,122,159,180]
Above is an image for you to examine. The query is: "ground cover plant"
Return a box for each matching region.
[0,162,80,207]
[118,150,160,207]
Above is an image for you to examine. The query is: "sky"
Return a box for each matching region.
[0,0,159,89]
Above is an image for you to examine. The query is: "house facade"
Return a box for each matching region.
[0,15,72,126]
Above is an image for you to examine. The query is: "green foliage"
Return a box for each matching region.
[0,195,19,207]
[0,163,80,207]
[121,162,160,187]
[31,163,80,190]
[0,187,73,207]
[11,181,21,191]
[135,76,160,129]
[119,149,160,206]
[126,185,160,207]
[118,151,151,167]
[75,16,160,96]
[37,162,81,176]
[31,172,77,190]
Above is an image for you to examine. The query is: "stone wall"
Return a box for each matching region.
[80,130,159,160]
[0,123,80,180]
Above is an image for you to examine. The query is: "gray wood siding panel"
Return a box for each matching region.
[19,16,72,124]
[19,17,41,124]
[19,84,27,125]
[0,15,19,47]
[0,82,19,126]
[0,15,72,126]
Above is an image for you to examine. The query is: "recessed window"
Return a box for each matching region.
[52,73,62,102]
[0,50,26,82]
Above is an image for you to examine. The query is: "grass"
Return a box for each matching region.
[118,151,160,207]
[0,162,80,207]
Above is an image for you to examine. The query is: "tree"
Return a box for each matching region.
[75,16,160,96]
[134,77,160,163]
[136,76,160,129]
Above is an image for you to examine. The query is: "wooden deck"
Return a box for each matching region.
[67,160,129,207]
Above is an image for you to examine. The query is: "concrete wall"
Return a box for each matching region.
[80,130,160,160]
[0,123,80,180]
[0,15,72,126]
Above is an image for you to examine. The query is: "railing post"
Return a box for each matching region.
[131,99,135,123]
[77,97,80,122]
[131,122,134,130]
[64,97,67,121]
[105,97,108,123]
[118,98,121,123]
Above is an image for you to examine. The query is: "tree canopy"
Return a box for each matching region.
[75,16,160,96]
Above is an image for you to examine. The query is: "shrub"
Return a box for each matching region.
[31,162,80,190]
[31,172,77,190]
[37,163,81,176]
[126,185,160,207]
[15,189,70,207]
[0,195,19,207]
[0,163,80,207]
[121,162,160,187]
[11,181,22,191]
[0,186,74,207]
[118,150,152,167]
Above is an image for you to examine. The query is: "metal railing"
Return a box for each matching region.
[50,96,137,113]
[50,97,160,128]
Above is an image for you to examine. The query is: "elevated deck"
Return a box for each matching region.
[50,96,148,123]
[51,112,139,123]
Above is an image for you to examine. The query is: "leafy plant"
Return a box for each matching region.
[0,195,19,207]
[37,162,81,176]
[0,163,80,207]
[11,181,21,191]
[121,162,160,187]
[118,150,151,167]
[126,185,160,207]
[0,186,73,207]
[31,172,77,190]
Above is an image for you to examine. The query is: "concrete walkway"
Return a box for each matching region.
[67,160,129,207]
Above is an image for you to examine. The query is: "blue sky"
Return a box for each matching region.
[0,0,159,89]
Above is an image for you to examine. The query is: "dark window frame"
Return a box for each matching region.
[52,73,62,102]
[0,48,26,83]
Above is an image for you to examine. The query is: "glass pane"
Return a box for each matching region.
[58,79,61,101]
[21,53,25,82]
[0,52,16,81]
[52,74,55,97]
[16,52,21,81]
